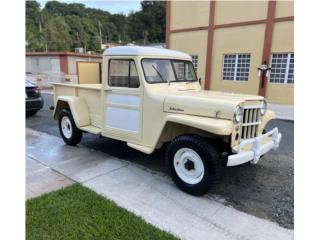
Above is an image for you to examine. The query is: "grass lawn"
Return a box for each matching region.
[26,184,178,240]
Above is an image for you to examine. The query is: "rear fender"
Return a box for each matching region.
[53,96,90,127]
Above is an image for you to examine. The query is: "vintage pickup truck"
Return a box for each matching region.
[53,46,282,195]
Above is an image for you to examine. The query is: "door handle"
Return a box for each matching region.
[105,89,112,92]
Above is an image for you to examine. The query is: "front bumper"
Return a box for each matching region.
[227,127,282,167]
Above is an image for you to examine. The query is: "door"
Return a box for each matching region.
[103,58,142,141]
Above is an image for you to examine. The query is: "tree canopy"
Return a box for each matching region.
[26,0,166,52]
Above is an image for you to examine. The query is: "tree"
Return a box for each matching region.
[26,0,166,52]
[43,16,71,51]
[26,1,43,51]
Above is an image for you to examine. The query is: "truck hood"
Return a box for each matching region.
[163,89,264,120]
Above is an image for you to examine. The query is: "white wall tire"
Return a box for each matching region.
[58,109,82,146]
[166,135,221,196]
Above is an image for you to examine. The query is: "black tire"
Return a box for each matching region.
[26,110,38,117]
[166,134,221,196]
[58,109,82,146]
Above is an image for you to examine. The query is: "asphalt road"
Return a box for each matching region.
[26,93,294,229]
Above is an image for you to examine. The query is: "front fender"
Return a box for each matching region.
[53,96,90,128]
[165,114,233,136]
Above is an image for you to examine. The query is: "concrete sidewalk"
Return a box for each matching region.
[26,156,74,199]
[269,103,294,121]
[26,128,293,240]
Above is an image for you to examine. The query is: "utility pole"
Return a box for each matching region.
[98,21,103,49]
[76,31,81,48]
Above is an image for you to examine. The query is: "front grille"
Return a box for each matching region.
[241,107,261,139]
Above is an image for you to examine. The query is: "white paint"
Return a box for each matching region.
[106,107,139,132]
[106,93,140,107]
[61,116,72,138]
[104,46,191,60]
[173,148,204,184]
[227,127,282,166]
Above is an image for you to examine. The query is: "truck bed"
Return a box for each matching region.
[53,83,102,90]
[53,83,103,129]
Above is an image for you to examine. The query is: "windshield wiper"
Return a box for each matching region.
[152,65,169,84]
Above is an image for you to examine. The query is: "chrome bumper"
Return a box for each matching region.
[227,127,282,167]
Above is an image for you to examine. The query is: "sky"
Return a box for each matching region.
[37,0,142,15]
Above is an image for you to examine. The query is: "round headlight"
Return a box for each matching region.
[260,100,267,116]
[234,106,243,123]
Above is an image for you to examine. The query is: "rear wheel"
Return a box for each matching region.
[166,135,221,196]
[59,109,82,146]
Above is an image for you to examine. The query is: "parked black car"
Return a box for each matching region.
[26,80,44,117]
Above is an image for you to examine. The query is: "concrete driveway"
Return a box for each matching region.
[26,128,293,240]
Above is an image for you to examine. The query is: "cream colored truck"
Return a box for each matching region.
[53,46,282,195]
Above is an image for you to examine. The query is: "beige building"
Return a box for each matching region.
[166,0,294,105]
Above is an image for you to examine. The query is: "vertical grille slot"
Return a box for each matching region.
[241,107,261,139]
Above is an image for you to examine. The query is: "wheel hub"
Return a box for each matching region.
[184,159,195,171]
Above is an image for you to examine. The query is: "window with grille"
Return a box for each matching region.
[191,55,198,74]
[222,54,250,81]
[270,53,294,84]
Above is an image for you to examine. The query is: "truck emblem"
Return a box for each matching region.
[169,107,184,112]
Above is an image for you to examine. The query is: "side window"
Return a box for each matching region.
[108,59,140,88]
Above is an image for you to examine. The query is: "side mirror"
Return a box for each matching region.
[199,77,202,85]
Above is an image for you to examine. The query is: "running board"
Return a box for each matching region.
[127,143,153,154]
[79,125,101,135]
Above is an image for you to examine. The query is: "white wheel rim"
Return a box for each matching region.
[61,116,72,139]
[173,147,205,185]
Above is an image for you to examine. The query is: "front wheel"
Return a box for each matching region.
[58,109,82,146]
[166,135,221,196]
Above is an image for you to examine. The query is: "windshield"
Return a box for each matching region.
[141,59,197,84]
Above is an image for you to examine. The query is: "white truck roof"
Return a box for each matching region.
[103,46,191,60]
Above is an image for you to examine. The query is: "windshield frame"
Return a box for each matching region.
[141,58,198,84]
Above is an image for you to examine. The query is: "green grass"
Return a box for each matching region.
[26,184,178,240]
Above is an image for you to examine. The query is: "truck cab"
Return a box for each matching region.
[53,46,282,195]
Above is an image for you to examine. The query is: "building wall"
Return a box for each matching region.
[170,1,209,30]
[214,1,268,25]
[168,0,294,105]
[26,56,60,74]
[211,24,265,95]
[67,56,101,75]
[170,30,208,82]
[26,54,102,86]
[266,21,294,104]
